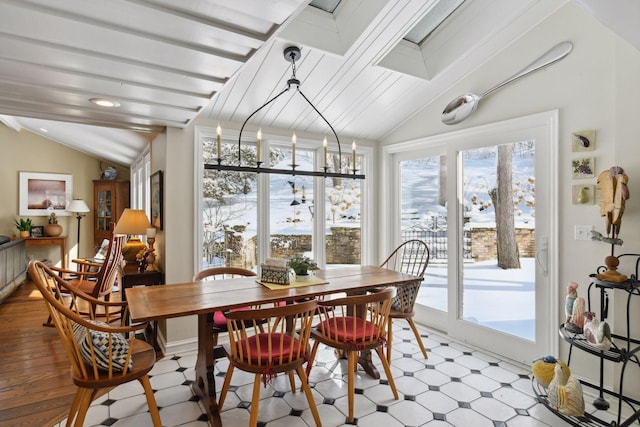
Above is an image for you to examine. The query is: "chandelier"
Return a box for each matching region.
[205,46,365,180]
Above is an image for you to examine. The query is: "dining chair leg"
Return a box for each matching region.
[139,375,162,426]
[375,347,399,400]
[297,366,322,426]
[288,371,297,393]
[66,388,84,427]
[347,351,357,423]
[407,318,428,359]
[212,332,219,347]
[249,374,262,427]
[73,388,96,427]
[218,364,235,409]
[306,340,321,378]
[386,317,394,364]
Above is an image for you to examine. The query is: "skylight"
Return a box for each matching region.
[404,0,465,45]
[309,0,341,14]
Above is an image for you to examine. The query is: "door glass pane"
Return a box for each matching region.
[200,136,258,270]
[461,141,535,341]
[325,151,361,266]
[400,155,447,312]
[270,147,315,260]
[97,189,112,231]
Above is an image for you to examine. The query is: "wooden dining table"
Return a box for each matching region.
[126,265,422,427]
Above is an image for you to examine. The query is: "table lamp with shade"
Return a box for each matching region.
[113,208,152,263]
[67,199,90,258]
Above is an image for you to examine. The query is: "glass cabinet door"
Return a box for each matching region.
[96,188,113,232]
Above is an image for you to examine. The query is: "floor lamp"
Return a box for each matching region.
[67,199,90,259]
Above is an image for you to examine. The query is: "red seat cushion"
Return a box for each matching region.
[212,306,253,329]
[236,333,302,364]
[315,317,379,342]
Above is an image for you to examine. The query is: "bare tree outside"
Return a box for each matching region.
[489,143,521,269]
[201,137,284,266]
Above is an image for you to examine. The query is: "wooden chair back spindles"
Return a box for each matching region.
[29,260,162,426]
[307,287,398,423]
[218,299,321,427]
[44,228,126,325]
[379,239,430,362]
[193,267,258,347]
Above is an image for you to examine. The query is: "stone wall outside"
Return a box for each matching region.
[231,226,534,267]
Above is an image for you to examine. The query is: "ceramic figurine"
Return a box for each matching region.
[564,282,585,333]
[532,355,570,389]
[565,296,586,333]
[564,282,578,324]
[583,312,612,351]
[548,362,585,417]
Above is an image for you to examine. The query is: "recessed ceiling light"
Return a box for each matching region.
[39,127,48,133]
[90,98,120,108]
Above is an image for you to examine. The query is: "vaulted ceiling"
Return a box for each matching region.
[0,0,638,166]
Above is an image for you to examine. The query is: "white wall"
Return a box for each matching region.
[384,3,640,396]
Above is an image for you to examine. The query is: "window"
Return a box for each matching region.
[130,150,150,212]
[194,126,368,273]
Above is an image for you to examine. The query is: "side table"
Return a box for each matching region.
[120,263,164,352]
[24,236,67,269]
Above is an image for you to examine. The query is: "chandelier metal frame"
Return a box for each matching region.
[204,46,365,180]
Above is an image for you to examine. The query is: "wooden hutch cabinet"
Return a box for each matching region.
[93,180,129,248]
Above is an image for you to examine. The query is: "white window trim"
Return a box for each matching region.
[380,110,559,359]
[130,148,151,211]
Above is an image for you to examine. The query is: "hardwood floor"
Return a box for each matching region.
[0,280,76,427]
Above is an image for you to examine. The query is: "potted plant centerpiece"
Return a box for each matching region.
[15,218,32,238]
[289,256,317,280]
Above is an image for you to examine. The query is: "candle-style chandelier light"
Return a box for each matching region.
[205,46,365,180]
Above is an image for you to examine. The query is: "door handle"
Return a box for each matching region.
[535,236,548,276]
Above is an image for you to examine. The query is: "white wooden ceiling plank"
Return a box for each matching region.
[20,0,269,50]
[0,104,171,132]
[0,84,199,124]
[0,39,223,97]
[207,41,292,125]
[0,96,190,128]
[19,118,150,165]
[204,0,308,25]
[0,15,245,80]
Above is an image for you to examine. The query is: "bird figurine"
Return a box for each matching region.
[564,282,578,324]
[590,229,623,246]
[583,312,612,351]
[547,362,585,417]
[564,283,585,333]
[597,166,629,238]
[566,296,586,333]
[532,355,570,389]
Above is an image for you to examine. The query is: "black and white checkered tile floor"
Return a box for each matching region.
[53,324,577,427]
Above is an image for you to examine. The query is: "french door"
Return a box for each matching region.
[387,112,558,363]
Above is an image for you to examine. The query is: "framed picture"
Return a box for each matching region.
[30,226,44,237]
[572,184,595,205]
[150,170,163,230]
[19,172,72,216]
[571,130,596,152]
[572,157,595,179]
